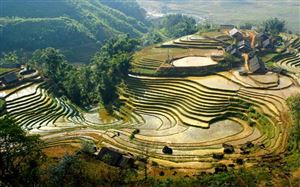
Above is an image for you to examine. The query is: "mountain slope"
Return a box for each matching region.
[0,0,148,63]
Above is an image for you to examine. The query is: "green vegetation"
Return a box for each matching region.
[263,17,286,36]
[29,35,138,109]
[156,14,198,38]
[0,51,20,65]
[92,35,139,110]
[0,98,6,113]
[141,31,164,46]
[80,141,96,155]
[47,155,86,187]
[100,0,147,23]
[0,117,44,186]
[287,94,300,149]
[0,0,148,63]
[130,128,140,140]
[0,68,11,75]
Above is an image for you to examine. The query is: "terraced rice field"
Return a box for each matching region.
[273,35,300,75]
[162,34,224,49]
[2,33,300,171]
[2,67,298,170]
[3,83,85,132]
[131,33,225,75]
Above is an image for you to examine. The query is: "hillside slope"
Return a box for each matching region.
[0,0,148,63]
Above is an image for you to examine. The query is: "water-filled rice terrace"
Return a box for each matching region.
[2,32,300,170]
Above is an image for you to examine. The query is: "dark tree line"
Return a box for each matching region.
[263,17,286,35]
[29,35,138,110]
[0,117,44,187]
[158,14,198,38]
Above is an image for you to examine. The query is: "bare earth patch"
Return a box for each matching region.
[172,56,218,67]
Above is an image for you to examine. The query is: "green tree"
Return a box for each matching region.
[263,17,286,35]
[141,31,163,46]
[30,47,69,83]
[0,51,19,64]
[48,154,86,187]
[159,14,198,38]
[0,117,44,186]
[80,141,96,155]
[92,35,138,109]
[287,94,300,149]
[63,69,83,105]
[0,98,6,113]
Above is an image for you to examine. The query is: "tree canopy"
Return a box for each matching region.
[0,51,19,65]
[0,117,44,186]
[92,35,138,109]
[287,94,300,149]
[263,17,286,35]
[0,0,148,63]
[158,14,198,38]
[28,35,138,109]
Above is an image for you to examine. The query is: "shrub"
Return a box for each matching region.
[286,94,300,149]
[133,129,140,134]
[0,98,6,112]
[152,161,159,166]
[213,153,224,159]
[48,154,85,187]
[162,146,173,154]
[129,129,140,140]
[80,141,96,155]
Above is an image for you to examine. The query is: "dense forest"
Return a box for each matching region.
[0,0,148,63]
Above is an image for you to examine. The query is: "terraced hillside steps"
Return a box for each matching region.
[131,58,164,75]
[1,63,298,169]
[4,84,84,131]
[161,35,224,49]
[112,74,292,160]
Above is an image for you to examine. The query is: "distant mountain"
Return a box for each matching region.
[138,0,300,33]
[0,0,148,63]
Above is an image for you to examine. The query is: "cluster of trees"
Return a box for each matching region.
[263,17,286,36]
[0,52,20,65]
[287,94,300,149]
[156,14,198,38]
[29,35,138,110]
[0,0,148,63]
[0,99,6,113]
[141,31,163,47]
[99,0,147,23]
[91,35,139,110]
[0,117,44,186]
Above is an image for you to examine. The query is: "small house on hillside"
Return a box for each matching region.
[257,33,268,41]
[248,56,261,73]
[256,33,270,49]
[97,147,134,168]
[1,72,18,85]
[248,51,255,59]
[262,39,274,50]
[240,25,252,30]
[229,28,243,41]
[238,40,251,53]
[226,45,241,57]
[251,26,258,31]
